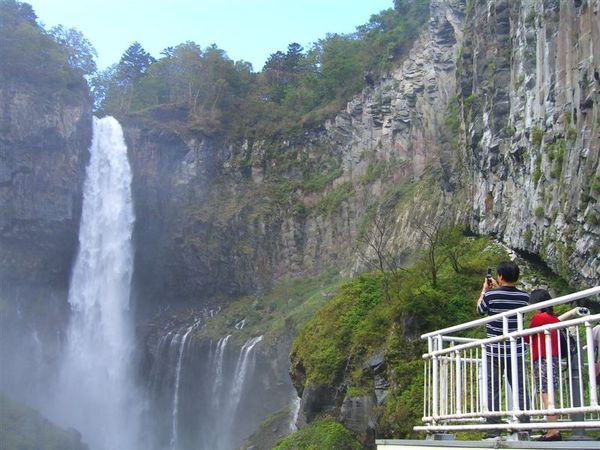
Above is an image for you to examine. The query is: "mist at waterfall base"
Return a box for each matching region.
[0,116,298,450]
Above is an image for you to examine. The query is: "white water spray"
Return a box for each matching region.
[58,116,139,449]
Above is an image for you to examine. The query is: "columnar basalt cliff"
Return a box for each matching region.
[123,0,598,315]
[122,0,470,311]
[462,0,600,285]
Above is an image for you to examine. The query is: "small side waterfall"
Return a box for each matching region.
[57,116,139,449]
[217,335,263,449]
[211,334,231,408]
[289,395,301,431]
[148,332,266,450]
[169,324,196,449]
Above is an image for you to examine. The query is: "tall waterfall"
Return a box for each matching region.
[58,116,139,449]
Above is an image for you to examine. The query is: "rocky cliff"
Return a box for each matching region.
[0,81,91,287]
[123,0,598,316]
[0,76,92,406]
[122,0,468,311]
[463,0,600,285]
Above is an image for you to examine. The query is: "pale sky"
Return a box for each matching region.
[26,0,394,72]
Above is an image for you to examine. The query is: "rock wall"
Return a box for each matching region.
[0,79,92,407]
[463,0,600,285]
[0,81,92,287]
[123,0,468,310]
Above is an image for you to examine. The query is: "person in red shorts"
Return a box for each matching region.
[527,288,561,441]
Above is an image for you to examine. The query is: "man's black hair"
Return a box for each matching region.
[496,261,520,283]
[530,288,553,314]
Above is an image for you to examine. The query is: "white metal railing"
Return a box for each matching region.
[416,286,600,435]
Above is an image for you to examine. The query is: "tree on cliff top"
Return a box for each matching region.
[0,0,92,90]
[49,25,97,76]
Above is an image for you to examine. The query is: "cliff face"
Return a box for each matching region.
[0,82,92,287]
[123,1,469,310]
[463,0,600,285]
[0,79,92,403]
[286,0,600,443]
[124,0,598,314]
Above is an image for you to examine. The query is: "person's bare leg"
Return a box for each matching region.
[541,393,560,438]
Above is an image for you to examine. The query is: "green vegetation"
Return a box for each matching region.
[361,160,391,185]
[290,234,507,435]
[524,228,533,244]
[548,138,566,178]
[532,156,542,187]
[534,206,545,218]
[290,232,574,440]
[531,126,543,147]
[315,181,355,215]
[525,8,536,26]
[464,93,478,109]
[0,0,92,91]
[591,175,600,195]
[273,417,362,450]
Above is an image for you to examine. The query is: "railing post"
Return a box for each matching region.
[510,335,520,421]
[456,350,462,415]
[545,330,555,411]
[586,322,598,406]
[481,343,488,414]
[431,335,443,423]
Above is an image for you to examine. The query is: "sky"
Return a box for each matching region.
[26,0,394,72]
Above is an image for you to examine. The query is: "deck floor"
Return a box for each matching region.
[376,438,600,449]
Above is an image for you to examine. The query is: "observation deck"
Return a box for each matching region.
[377,286,600,449]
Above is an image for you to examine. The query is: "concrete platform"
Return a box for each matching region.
[376,439,600,450]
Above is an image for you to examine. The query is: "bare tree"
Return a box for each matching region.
[356,204,406,303]
[415,217,452,289]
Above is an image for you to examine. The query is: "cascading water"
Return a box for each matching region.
[217,335,263,450]
[57,116,140,449]
[289,395,301,431]
[211,334,231,409]
[169,324,197,449]
[148,332,267,450]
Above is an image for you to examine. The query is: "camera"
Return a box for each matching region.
[486,267,493,288]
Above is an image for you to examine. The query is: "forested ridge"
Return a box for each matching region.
[91,0,429,138]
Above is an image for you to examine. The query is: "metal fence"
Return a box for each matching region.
[415,286,600,435]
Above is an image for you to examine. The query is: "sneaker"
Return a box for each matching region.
[534,433,561,441]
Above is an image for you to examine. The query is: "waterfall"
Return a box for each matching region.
[228,336,263,413]
[148,330,268,450]
[169,324,196,449]
[289,395,301,432]
[217,335,263,450]
[211,334,231,408]
[57,116,139,449]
